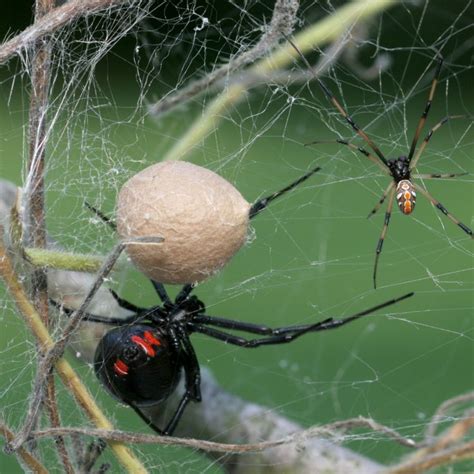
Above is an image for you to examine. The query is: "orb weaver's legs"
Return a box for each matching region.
[367,182,395,219]
[409,115,468,170]
[248,165,321,219]
[373,186,396,289]
[407,55,443,162]
[413,173,468,179]
[189,292,413,347]
[284,35,388,168]
[413,184,473,236]
[305,140,389,174]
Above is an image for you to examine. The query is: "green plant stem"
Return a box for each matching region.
[24,248,108,272]
[162,0,399,162]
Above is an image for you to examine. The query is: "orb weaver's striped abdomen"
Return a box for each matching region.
[396,180,416,215]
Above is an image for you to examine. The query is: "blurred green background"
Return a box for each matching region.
[0,1,473,472]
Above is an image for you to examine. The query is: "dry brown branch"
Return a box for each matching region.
[25,0,73,470]
[386,440,474,474]
[320,417,417,448]
[0,422,48,474]
[386,395,474,473]
[148,0,299,117]
[0,0,132,65]
[28,414,419,454]
[429,413,474,451]
[424,391,474,440]
[44,381,74,474]
[0,236,147,473]
[406,411,474,463]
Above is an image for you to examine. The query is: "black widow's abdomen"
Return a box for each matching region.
[94,324,182,407]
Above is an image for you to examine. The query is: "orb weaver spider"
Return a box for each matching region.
[287,37,472,288]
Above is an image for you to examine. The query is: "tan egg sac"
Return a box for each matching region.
[117,161,251,284]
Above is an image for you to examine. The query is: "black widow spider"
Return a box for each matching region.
[286,37,473,288]
[60,279,413,436]
[55,167,414,436]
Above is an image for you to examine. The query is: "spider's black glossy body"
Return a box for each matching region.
[58,280,413,436]
[95,324,182,407]
[387,156,411,182]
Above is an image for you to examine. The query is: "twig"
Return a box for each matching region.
[44,380,74,474]
[392,398,474,471]
[24,248,109,272]
[386,440,474,474]
[424,391,474,440]
[32,427,292,453]
[29,416,416,453]
[407,411,474,462]
[148,0,299,117]
[429,413,474,452]
[26,0,52,324]
[210,27,353,97]
[0,236,148,474]
[73,437,110,474]
[25,0,73,469]
[0,422,48,474]
[0,0,132,65]
[320,417,418,448]
[161,0,399,162]
[5,236,162,457]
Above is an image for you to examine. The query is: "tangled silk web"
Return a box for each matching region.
[0,1,473,472]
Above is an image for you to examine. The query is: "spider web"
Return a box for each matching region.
[0,1,473,472]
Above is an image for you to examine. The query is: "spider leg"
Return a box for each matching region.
[285,35,388,167]
[367,182,395,219]
[409,115,468,169]
[305,140,389,174]
[175,326,202,401]
[161,392,193,436]
[189,292,413,348]
[50,299,140,325]
[84,202,117,231]
[151,281,172,305]
[193,314,338,336]
[413,183,473,237]
[373,187,396,289]
[407,55,443,162]
[131,325,201,436]
[175,284,196,304]
[130,404,166,436]
[413,173,468,179]
[189,324,312,347]
[192,315,278,335]
[248,165,321,219]
[109,289,147,313]
[159,326,201,435]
